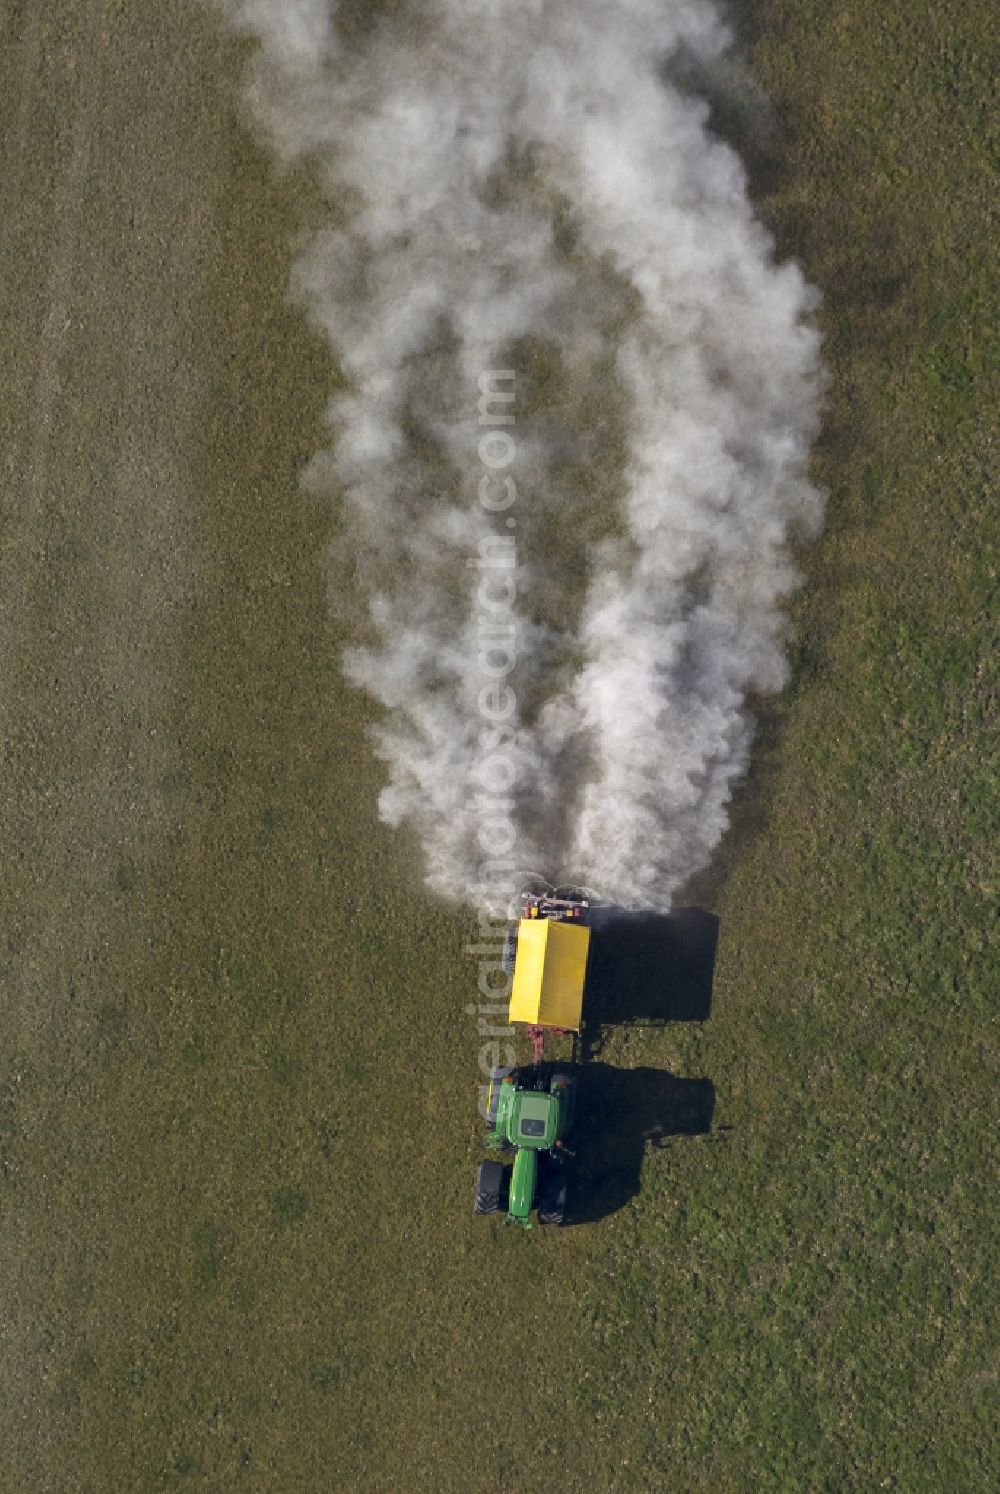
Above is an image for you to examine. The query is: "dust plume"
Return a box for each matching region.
[213,0,824,909]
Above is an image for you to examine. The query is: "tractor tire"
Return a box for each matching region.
[550,1072,578,1133]
[485,1072,502,1128]
[538,1160,568,1226]
[485,1067,518,1129]
[474,1160,504,1215]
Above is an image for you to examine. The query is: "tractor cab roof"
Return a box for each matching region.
[505,1089,558,1149]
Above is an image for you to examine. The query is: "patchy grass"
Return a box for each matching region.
[0,0,995,1489]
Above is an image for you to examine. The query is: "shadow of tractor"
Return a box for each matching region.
[567,1063,715,1225]
[581,906,719,1058]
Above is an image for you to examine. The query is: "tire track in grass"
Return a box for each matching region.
[0,1,44,251]
[0,0,104,704]
[0,10,226,1475]
[0,3,227,1026]
[0,10,106,1460]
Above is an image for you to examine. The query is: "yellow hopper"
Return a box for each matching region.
[508,917,591,1032]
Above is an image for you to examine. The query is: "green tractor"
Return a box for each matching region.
[475,1068,576,1228]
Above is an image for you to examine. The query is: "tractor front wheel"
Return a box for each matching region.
[550,1072,577,1134]
[474,1160,504,1215]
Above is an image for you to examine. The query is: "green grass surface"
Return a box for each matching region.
[1,0,996,1488]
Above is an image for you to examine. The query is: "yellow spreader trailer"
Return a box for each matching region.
[505,889,593,1060]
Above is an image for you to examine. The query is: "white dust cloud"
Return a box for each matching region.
[214,0,824,909]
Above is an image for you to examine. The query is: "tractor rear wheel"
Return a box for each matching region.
[538,1160,568,1225]
[474,1160,504,1215]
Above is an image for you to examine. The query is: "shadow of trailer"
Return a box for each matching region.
[580,905,719,1058]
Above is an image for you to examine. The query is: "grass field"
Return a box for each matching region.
[1,0,995,1489]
